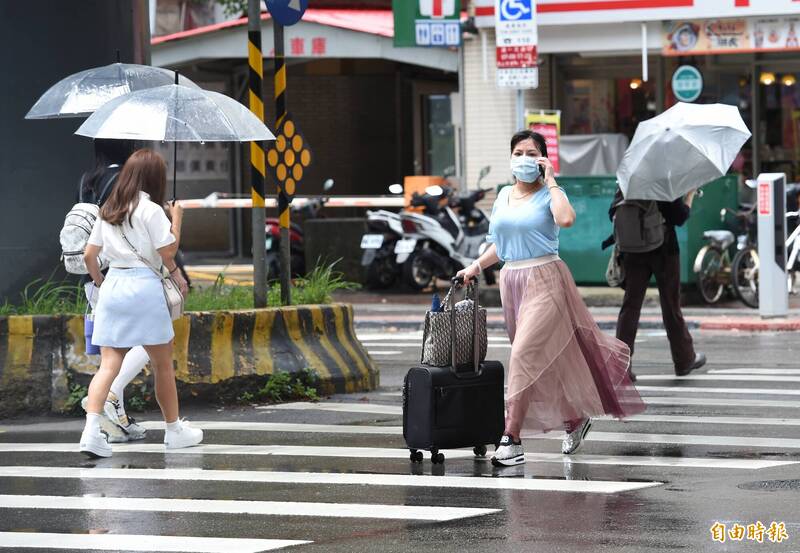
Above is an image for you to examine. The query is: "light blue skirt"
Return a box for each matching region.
[91,267,175,348]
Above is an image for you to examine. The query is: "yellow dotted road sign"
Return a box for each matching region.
[265,113,311,202]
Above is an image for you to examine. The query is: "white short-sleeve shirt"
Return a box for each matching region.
[87,191,176,269]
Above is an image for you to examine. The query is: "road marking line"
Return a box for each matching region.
[0,532,308,552]
[623,414,800,427]
[262,402,402,415]
[0,466,661,494]
[0,494,498,522]
[636,385,800,396]
[357,333,508,342]
[638,374,800,383]
[362,342,512,349]
[366,350,402,355]
[708,368,800,375]
[645,396,800,408]
[525,431,800,449]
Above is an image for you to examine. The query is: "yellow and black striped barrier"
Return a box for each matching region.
[248,29,266,208]
[0,305,379,417]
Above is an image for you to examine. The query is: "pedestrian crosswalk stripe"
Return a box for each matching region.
[645,396,800,408]
[525,431,800,449]
[263,402,402,415]
[636,385,800,396]
[0,494,499,522]
[709,368,800,375]
[357,333,509,343]
[0,466,662,494]
[367,350,403,355]
[637,374,800,383]
[0,532,309,552]
[361,342,512,349]
[622,414,800,426]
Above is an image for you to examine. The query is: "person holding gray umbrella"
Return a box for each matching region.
[610,102,751,379]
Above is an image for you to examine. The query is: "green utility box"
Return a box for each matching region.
[498,175,739,285]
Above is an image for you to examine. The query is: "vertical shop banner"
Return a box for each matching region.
[495,0,538,89]
[393,0,461,48]
[526,110,560,174]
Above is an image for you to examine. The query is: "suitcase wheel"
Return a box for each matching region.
[430,449,445,464]
[473,445,487,457]
[409,450,424,463]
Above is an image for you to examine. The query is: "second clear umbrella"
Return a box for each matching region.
[75,80,276,199]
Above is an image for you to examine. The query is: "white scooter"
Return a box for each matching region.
[396,168,494,290]
[360,184,406,289]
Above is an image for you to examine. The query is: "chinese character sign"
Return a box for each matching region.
[393,0,461,47]
[526,110,560,174]
[664,16,800,56]
[495,0,538,89]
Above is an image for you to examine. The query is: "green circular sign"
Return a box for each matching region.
[671,65,703,103]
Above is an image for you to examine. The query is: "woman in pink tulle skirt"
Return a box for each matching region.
[456,130,645,467]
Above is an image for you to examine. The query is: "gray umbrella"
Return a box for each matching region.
[25,63,199,120]
[75,81,276,199]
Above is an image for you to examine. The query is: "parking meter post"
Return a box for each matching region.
[757,172,788,318]
[274,23,291,305]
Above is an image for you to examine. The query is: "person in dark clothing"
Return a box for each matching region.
[611,189,707,381]
[78,139,136,204]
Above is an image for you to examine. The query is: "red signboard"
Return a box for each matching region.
[496,46,538,68]
[758,182,771,215]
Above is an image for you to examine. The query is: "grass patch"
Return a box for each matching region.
[0,278,87,316]
[236,369,320,404]
[62,383,88,415]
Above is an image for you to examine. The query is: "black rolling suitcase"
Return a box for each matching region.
[402,278,505,464]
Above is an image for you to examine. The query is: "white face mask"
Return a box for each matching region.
[510,155,541,184]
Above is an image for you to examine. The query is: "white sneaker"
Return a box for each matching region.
[103,393,147,441]
[491,435,525,466]
[79,427,112,458]
[562,418,592,455]
[164,419,203,450]
[81,396,127,443]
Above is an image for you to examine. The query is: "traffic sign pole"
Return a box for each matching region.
[248,0,268,308]
[274,23,291,306]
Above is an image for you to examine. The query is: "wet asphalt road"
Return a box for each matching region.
[1,326,800,552]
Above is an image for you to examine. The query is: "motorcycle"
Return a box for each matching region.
[360,184,405,289]
[396,167,495,290]
[265,178,334,279]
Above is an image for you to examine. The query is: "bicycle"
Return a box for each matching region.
[694,203,757,305]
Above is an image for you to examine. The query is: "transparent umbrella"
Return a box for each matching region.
[75,80,276,199]
[617,102,751,201]
[25,63,199,120]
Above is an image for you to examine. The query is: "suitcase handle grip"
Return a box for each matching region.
[450,277,482,378]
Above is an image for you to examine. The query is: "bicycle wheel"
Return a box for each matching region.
[732,247,759,308]
[695,246,725,304]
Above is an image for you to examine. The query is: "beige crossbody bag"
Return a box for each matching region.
[119,228,185,320]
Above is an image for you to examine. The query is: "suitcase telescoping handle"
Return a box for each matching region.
[450,275,481,378]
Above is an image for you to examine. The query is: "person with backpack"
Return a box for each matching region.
[456,131,645,466]
[609,188,707,381]
[61,139,153,444]
[79,148,201,458]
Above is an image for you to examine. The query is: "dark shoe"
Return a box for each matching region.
[676,352,706,376]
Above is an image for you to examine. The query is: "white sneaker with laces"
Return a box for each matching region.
[491,435,525,466]
[562,418,592,455]
[164,419,203,450]
[103,393,147,441]
[81,396,127,443]
[79,427,112,458]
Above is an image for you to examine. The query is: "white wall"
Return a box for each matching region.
[463,29,551,203]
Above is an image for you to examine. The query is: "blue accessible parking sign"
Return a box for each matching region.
[266,0,308,26]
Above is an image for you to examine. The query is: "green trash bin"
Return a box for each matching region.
[498,175,740,285]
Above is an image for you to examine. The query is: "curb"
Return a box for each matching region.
[0,305,379,419]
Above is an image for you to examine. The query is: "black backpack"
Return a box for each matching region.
[613,199,665,254]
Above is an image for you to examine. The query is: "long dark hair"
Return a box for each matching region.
[510,130,548,157]
[100,149,167,225]
[82,139,136,201]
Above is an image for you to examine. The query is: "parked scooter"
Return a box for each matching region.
[397,167,495,290]
[361,184,405,289]
[265,178,334,279]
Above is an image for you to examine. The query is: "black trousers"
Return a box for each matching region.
[616,250,695,372]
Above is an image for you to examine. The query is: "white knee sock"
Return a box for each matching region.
[108,346,150,410]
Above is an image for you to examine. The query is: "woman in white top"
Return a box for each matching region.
[80,149,202,458]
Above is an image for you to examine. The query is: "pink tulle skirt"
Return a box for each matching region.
[499,258,645,436]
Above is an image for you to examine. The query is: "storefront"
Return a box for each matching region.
[463,0,800,188]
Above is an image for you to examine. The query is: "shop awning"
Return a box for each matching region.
[151,9,458,72]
